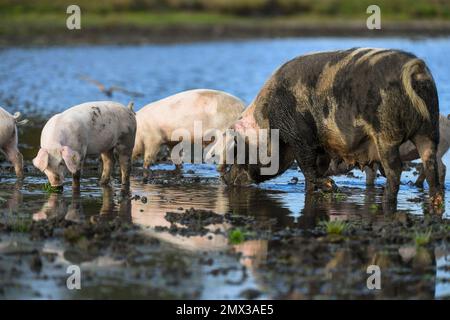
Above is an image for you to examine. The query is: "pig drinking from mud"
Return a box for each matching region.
[33,101,136,191]
[132,89,245,178]
[214,48,443,208]
[328,113,450,188]
[0,107,28,179]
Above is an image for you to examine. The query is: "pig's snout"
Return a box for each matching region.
[220,165,254,186]
[45,171,65,188]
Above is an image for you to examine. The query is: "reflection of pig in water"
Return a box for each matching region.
[33,193,68,221]
[32,187,132,223]
[132,89,245,178]
[131,184,230,251]
[129,182,296,251]
[328,114,450,188]
[217,48,442,208]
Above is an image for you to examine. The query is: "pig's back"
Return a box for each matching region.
[57,101,135,153]
[137,89,245,135]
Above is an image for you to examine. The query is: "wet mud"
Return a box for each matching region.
[0,153,449,299]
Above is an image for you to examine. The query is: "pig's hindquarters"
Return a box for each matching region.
[0,112,23,179]
[74,107,135,189]
[0,125,23,179]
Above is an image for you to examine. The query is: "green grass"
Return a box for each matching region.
[1,0,449,19]
[333,193,347,201]
[2,8,449,34]
[414,229,432,247]
[228,228,245,244]
[316,191,347,202]
[43,182,63,194]
[1,209,32,232]
[0,11,238,30]
[320,220,350,235]
[9,219,32,233]
[2,2,450,44]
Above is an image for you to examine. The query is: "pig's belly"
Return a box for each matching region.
[399,141,419,161]
[321,122,377,164]
[0,123,13,146]
[85,133,118,155]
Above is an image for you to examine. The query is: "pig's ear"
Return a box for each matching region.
[32,149,49,172]
[61,146,80,174]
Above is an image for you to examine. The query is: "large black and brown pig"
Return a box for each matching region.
[216,48,442,207]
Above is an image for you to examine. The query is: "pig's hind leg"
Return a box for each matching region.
[411,133,443,207]
[1,134,24,179]
[412,160,444,190]
[117,146,133,190]
[100,149,115,186]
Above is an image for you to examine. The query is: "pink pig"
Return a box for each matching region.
[33,101,136,190]
[0,107,27,179]
[132,89,245,177]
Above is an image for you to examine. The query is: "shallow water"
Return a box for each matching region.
[0,38,450,299]
[0,163,449,299]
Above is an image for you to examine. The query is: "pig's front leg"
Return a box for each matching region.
[414,165,426,188]
[376,140,402,212]
[365,165,377,186]
[142,145,159,180]
[100,150,115,186]
[72,169,81,192]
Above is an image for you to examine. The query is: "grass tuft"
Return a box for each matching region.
[43,183,63,193]
[320,220,349,235]
[228,228,245,244]
[414,229,432,246]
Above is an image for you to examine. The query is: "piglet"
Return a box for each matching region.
[33,101,136,191]
[132,89,245,178]
[0,107,27,179]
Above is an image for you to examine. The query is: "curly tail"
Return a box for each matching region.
[401,58,431,121]
[127,101,134,113]
[13,112,29,126]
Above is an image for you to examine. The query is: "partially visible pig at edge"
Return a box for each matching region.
[32,101,136,190]
[0,107,28,179]
[132,89,245,178]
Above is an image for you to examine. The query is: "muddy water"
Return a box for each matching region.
[0,162,449,299]
[1,38,450,299]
